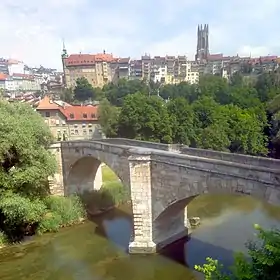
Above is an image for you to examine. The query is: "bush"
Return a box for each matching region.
[0,192,47,242]
[0,231,8,246]
[36,212,62,234]
[195,224,280,280]
[102,181,129,205]
[0,193,47,226]
[37,195,86,234]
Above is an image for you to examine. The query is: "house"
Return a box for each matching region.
[36,95,102,141]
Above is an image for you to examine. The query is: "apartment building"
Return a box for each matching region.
[36,95,102,141]
[0,73,41,91]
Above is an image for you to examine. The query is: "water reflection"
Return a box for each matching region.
[0,194,280,280]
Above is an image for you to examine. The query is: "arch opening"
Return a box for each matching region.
[65,156,130,214]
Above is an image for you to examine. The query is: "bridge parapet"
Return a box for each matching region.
[99,138,280,169]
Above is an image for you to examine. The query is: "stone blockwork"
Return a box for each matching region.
[60,141,131,195]
[48,138,280,254]
[48,143,64,196]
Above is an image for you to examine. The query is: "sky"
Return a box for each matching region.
[1,0,280,70]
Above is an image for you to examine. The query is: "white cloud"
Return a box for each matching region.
[1,0,280,69]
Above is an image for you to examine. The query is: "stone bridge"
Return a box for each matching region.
[48,138,280,254]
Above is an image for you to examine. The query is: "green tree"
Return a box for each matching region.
[199,75,230,104]
[195,225,280,280]
[118,93,172,143]
[74,77,95,102]
[222,105,268,155]
[167,97,195,145]
[61,87,74,103]
[103,78,149,106]
[98,99,120,137]
[0,100,56,198]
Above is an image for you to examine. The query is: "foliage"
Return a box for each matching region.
[195,224,280,280]
[0,193,46,226]
[98,99,120,137]
[73,77,95,101]
[102,181,129,205]
[0,231,8,246]
[91,72,280,157]
[118,93,173,143]
[37,195,85,234]
[103,78,149,106]
[0,100,56,198]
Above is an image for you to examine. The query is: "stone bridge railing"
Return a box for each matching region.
[98,138,280,169]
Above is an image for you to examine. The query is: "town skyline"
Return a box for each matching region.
[1,0,280,69]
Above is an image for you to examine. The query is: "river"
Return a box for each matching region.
[0,194,280,280]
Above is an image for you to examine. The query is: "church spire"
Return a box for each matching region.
[61,38,68,59]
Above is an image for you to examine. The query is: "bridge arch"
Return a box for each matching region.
[60,142,130,196]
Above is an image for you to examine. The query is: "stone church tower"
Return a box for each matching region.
[195,24,209,62]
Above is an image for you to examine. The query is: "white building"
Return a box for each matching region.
[8,60,25,75]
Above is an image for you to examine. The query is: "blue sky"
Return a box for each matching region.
[1,0,280,69]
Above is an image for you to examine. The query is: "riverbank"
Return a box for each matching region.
[0,164,129,250]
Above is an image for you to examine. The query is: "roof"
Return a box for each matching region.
[65,53,116,66]
[12,73,34,80]
[118,57,130,63]
[0,73,8,81]
[36,95,98,121]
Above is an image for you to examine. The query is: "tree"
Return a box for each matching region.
[118,93,173,143]
[103,78,149,106]
[98,99,119,137]
[74,77,95,102]
[222,105,268,155]
[195,225,280,280]
[167,97,195,145]
[0,100,56,198]
[61,87,74,103]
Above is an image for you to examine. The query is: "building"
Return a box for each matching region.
[62,44,117,88]
[195,24,209,62]
[0,58,9,74]
[36,95,102,141]
[0,73,41,92]
[8,59,25,75]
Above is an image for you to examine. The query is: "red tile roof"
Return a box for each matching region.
[65,53,116,66]
[0,73,8,81]
[36,96,98,121]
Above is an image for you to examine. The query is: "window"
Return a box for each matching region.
[83,113,87,118]
[70,129,75,135]
[45,112,50,117]
[70,113,74,119]
[91,113,96,118]
[74,130,79,135]
[83,129,87,135]
[89,129,93,134]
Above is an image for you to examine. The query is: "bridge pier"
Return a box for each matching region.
[128,153,190,254]
[128,153,157,254]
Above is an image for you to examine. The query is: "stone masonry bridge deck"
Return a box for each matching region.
[48,138,280,254]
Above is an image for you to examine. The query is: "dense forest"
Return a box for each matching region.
[64,71,280,158]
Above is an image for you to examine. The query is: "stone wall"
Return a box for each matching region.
[48,143,64,196]
[99,138,280,169]
[150,150,280,220]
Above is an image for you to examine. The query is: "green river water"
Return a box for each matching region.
[0,194,280,280]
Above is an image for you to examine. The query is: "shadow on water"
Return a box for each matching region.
[89,203,236,273]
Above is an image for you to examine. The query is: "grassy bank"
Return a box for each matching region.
[0,194,86,246]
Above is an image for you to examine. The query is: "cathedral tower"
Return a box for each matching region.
[195,24,209,62]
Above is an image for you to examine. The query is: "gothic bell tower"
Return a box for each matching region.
[195,24,209,62]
